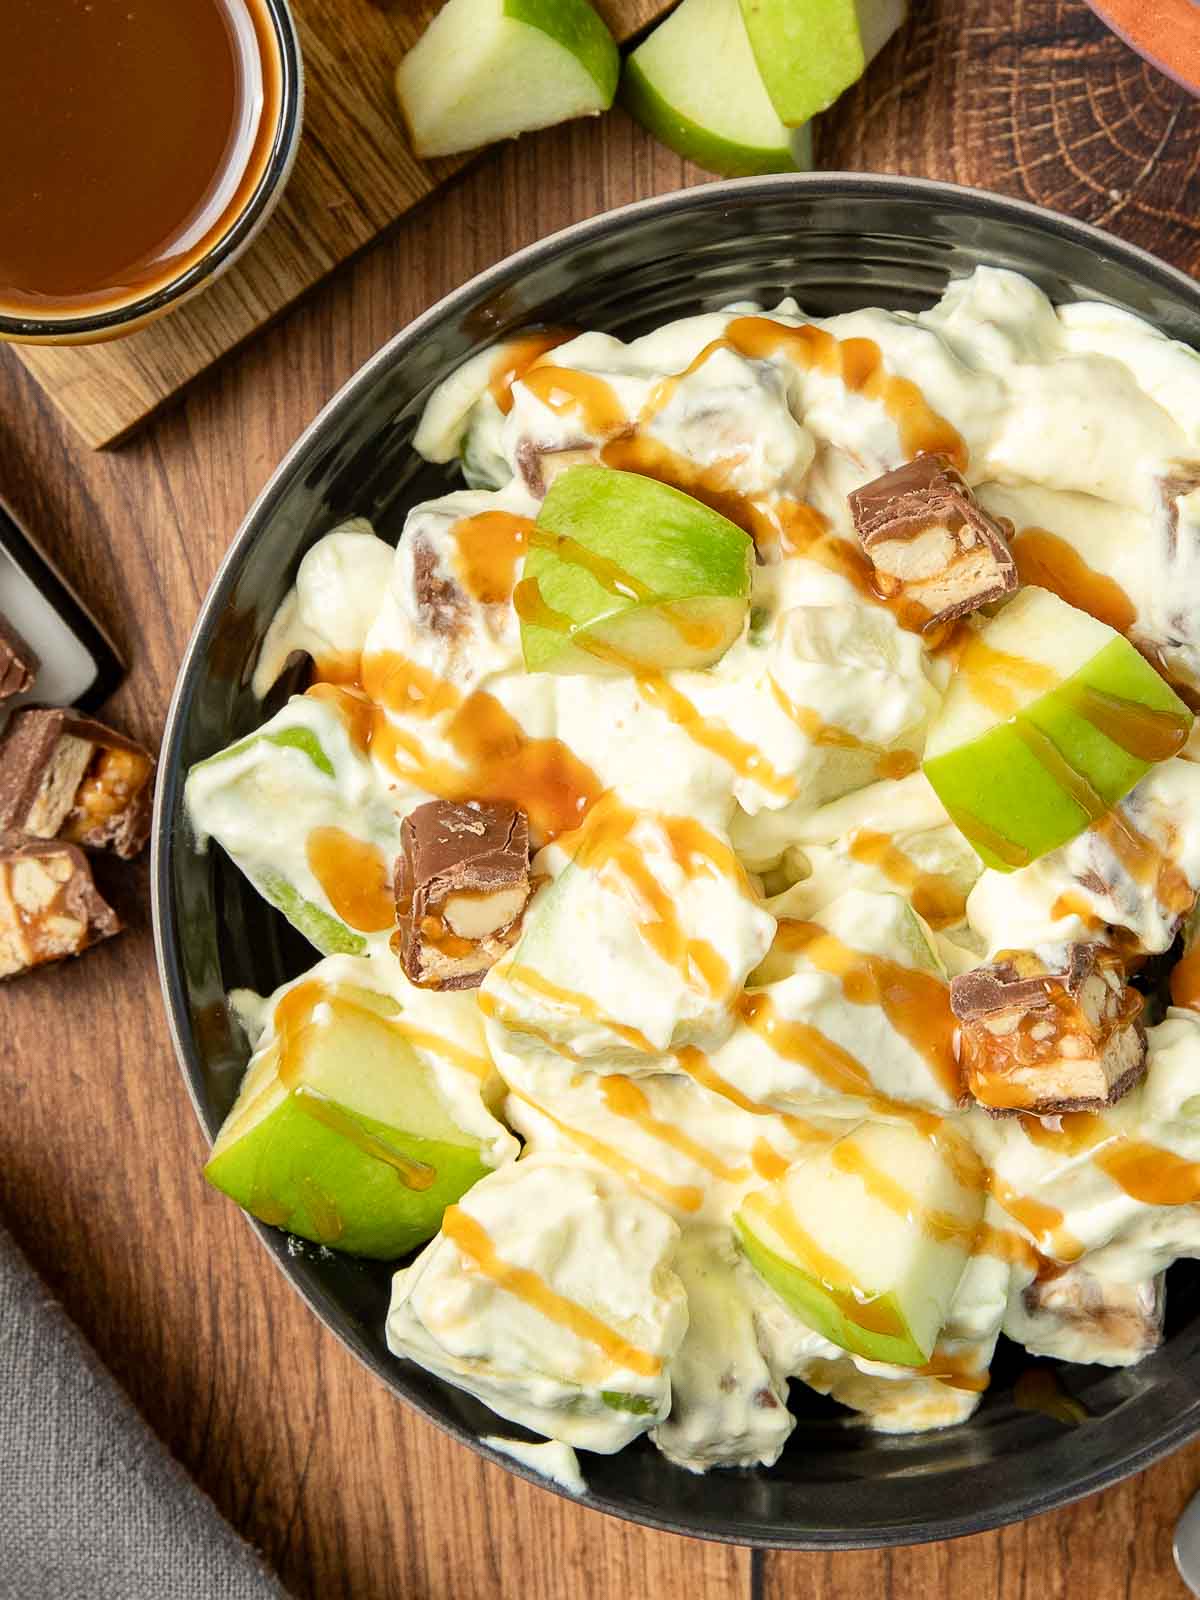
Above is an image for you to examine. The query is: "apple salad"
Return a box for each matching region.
[187,264,1200,1475]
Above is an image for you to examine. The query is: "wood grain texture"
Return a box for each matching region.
[3,1,1200,1596]
[9,0,673,451]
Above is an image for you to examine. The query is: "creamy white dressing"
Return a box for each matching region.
[191,266,1200,1469]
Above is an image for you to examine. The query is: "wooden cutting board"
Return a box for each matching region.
[12,0,673,450]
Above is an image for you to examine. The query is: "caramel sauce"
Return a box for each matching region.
[599,1075,749,1183]
[941,805,1033,869]
[830,1137,977,1246]
[299,1176,344,1243]
[771,919,962,1101]
[735,990,873,1098]
[1094,809,1195,919]
[417,914,478,961]
[600,432,784,554]
[846,829,968,931]
[721,317,968,469]
[973,1222,1040,1272]
[442,1205,664,1376]
[556,795,741,996]
[914,1349,991,1394]
[988,1176,1084,1263]
[451,512,534,604]
[293,1089,436,1192]
[751,1139,792,1181]
[305,682,376,754]
[489,332,575,415]
[362,649,602,842]
[388,1024,493,1082]
[1171,944,1200,1010]
[304,827,395,933]
[1012,528,1137,635]
[485,965,659,1056]
[67,745,152,827]
[1094,1140,1200,1205]
[958,636,1059,718]
[311,650,365,688]
[768,679,918,782]
[1058,682,1190,762]
[1012,719,1109,824]
[1050,890,1105,931]
[520,366,630,435]
[0,0,282,315]
[510,1090,704,1214]
[1013,1367,1087,1425]
[739,1190,908,1340]
[635,672,797,799]
[673,1045,829,1146]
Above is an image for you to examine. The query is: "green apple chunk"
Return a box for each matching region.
[205,978,492,1259]
[519,465,753,672]
[924,587,1192,872]
[739,0,906,124]
[396,0,619,159]
[622,0,813,178]
[736,1120,983,1367]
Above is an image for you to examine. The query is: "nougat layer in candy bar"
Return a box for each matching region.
[394,799,530,990]
[0,612,39,701]
[0,830,121,979]
[0,707,155,859]
[950,944,1146,1116]
[849,453,1018,626]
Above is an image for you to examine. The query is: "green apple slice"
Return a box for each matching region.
[923,587,1192,872]
[205,978,492,1258]
[739,0,906,124]
[735,1120,983,1367]
[396,0,619,160]
[621,0,813,178]
[518,464,753,672]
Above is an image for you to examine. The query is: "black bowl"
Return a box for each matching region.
[153,174,1200,1548]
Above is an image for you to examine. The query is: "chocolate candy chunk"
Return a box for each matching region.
[1020,1265,1163,1367]
[849,454,1018,626]
[394,799,530,990]
[0,707,156,860]
[0,611,38,701]
[950,944,1146,1117]
[0,830,121,979]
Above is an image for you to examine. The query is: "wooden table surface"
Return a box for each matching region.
[5,1,1200,1596]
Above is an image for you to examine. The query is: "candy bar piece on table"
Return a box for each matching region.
[0,707,155,859]
[394,799,531,990]
[950,945,1146,1116]
[0,611,39,701]
[0,830,121,979]
[849,454,1018,625]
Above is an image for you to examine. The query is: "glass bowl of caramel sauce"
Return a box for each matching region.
[0,0,303,344]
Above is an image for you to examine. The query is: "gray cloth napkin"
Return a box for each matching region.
[0,1221,288,1600]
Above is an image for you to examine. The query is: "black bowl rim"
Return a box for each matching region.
[0,0,304,341]
[151,171,1200,1549]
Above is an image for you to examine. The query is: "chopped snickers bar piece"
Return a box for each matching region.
[951,944,1146,1116]
[0,612,38,701]
[0,707,155,859]
[394,799,531,990]
[849,454,1018,626]
[1019,1266,1163,1367]
[0,830,121,979]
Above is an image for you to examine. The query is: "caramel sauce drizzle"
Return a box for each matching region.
[738,1189,908,1340]
[292,1089,436,1191]
[599,1075,750,1184]
[1011,719,1109,823]
[988,1176,1085,1263]
[845,828,969,931]
[914,1348,992,1394]
[768,678,918,782]
[735,990,874,1098]
[829,1137,978,1247]
[1093,808,1195,919]
[770,918,962,1101]
[519,365,629,434]
[489,331,576,416]
[958,636,1059,718]
[1059,681,1190,762]
[1171,944,1200,1010]
[509,1090,704,1214]
[442,1205,664,1376]
[673,1044,829,1146]
[306,682,376,753]
[483,966,659,1057]
[360,649,602,842]
[751,1139,792,1181]
[1013,1366,1088,1425]
[1012,527,1137,635]
[305,827,395,933]
[1093,1141,1200,1205]
[451,511,533,604]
